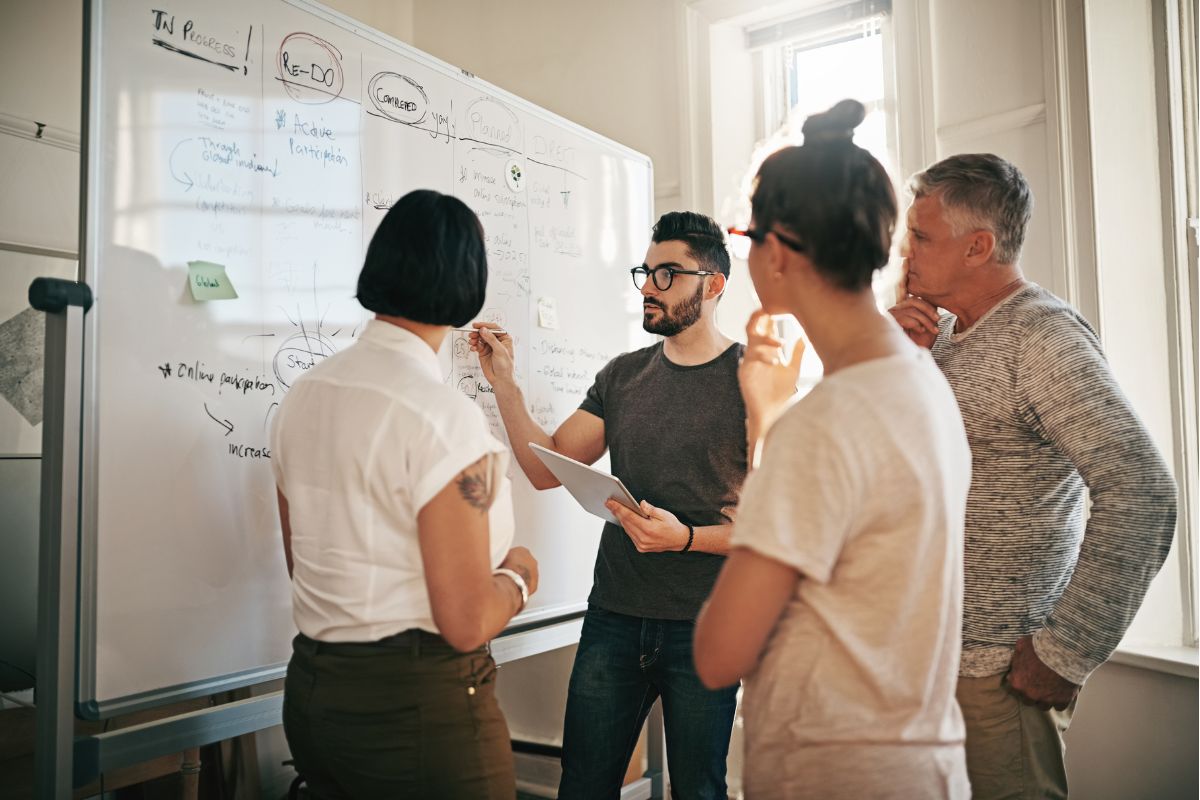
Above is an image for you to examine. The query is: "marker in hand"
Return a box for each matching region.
[455,327,507,336]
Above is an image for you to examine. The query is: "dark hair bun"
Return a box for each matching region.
[801,99,866,144]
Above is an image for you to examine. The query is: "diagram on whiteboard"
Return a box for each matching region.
[84,0,653,712]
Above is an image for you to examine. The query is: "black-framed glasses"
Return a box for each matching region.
[727,226,807,259]
[630,265,717,291]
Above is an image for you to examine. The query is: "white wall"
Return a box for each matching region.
[703,11,761,343]
[0,0,82,255]
[927,0,1064,299]
[0,0,81,131]
[1065,660,1198,799]
[410,0,687,215]
[323,0,413,42]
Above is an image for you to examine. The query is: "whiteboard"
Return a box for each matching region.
[79,0,652,716]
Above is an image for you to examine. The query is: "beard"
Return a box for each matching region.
[642,281,705,336]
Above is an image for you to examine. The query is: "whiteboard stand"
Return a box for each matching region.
[31,278,91,799]
[30,277,287,790]
[646,701,670,799]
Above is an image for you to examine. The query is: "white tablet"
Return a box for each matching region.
[527,443,649,525]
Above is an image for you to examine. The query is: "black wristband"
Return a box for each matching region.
[680,524,695,553]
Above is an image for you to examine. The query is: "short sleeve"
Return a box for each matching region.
[383,396,508,514]
[268,401,287,494]
[578,358,615,419]
[731,410,856,583]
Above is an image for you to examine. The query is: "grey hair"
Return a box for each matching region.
[908,154,1033,264]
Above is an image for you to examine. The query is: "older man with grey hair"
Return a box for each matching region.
[890,153,1177,799]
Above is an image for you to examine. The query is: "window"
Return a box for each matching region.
[1114,0,1199,655]
[755,2,897,179]
[738,0,899,385]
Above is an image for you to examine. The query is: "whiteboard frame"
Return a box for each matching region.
[77,0,652,718]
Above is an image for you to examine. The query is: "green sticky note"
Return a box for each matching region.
[187,261,238,301]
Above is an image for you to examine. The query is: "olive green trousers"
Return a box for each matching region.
[283,631,516,799]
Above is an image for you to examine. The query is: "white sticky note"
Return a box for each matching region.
[537,297,559,329]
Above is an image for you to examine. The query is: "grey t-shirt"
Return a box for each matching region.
[578,341,748,620]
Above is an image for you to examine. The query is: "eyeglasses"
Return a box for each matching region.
[630,264,717,291]
[726,226,807,260]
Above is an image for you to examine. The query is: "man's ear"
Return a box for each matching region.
[965,230,996,266]
[705,271,727,301]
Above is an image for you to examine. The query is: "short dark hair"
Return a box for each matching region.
[909,154,1033,264]
[356,189,487,326]
[751,99,897,292]
[651,211,731,278]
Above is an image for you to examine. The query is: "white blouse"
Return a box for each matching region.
[270,319,514,642]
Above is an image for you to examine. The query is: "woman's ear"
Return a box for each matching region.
[763,232,785,279]
[769,234,803,282]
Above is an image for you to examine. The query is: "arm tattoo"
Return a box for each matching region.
[456,454,497,513]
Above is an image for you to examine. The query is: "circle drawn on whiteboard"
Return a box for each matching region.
[505,159,525,192]
[457,375,478,400]
[274,331,336,390]
[277,33,345,104]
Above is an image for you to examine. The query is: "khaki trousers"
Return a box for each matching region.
[956,673,1076,800]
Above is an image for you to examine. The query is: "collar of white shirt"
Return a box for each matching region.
[358,318,443,380]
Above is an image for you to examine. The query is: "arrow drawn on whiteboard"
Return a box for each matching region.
[170,139,195,191]
[204,402,234,436]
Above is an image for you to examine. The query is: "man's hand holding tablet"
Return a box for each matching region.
[604,498,695,554]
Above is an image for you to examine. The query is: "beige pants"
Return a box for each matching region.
[956,673,1076,799]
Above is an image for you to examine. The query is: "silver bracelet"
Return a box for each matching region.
[493,567,529,609]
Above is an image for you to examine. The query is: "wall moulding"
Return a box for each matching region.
[936,102,1047,148]
[0,111,79,152]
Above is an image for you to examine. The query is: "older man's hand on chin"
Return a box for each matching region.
[889,260,941,349]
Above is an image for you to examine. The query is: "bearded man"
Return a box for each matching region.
[472,211,746,799]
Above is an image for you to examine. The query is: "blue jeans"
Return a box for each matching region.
[558,606,739,800]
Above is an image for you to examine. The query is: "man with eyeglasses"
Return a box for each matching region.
[470,211,745,799]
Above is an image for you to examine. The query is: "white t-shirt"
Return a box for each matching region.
[732,348,971,799]
[270,319,513,642]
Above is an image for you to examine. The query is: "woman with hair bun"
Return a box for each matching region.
[694,100,971,798]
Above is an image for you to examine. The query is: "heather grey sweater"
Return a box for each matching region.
[931,283,1176,684]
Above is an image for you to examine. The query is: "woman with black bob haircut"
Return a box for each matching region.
[356,188,488,325]
[271,188,539,796]
[695,100,973,798]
